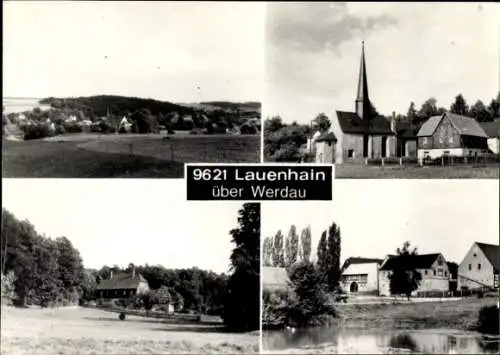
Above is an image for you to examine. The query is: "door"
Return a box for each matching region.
[350,282,359,293]
[381,136,387,157]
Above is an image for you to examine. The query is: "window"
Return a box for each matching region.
[347,149,354,158]
[424,270,428,275]
[478,264,481,270]
[438,269,443,276]
[468,264,472,271]
[473,253,477,257]
[449,136,454,144]
[495,274,499,288]
[433,270,436,276]
[437,257,443,266]
[445,271,448,277]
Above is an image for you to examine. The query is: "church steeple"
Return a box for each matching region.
[355,41,371,120]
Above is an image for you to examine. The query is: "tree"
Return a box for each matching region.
[312,113,331,133]
[223,203,260,331]
[285,225,299,267]
[417,98,439,122]
[299,226,312,263]
[450,94,469,116]
[407,102,418,126]
[262,236,273,267]
[470,100,493,122]
[389,241,422,300]
[272,230,285,268]
[316,230,328,284]
[488,92,500,120]
[326,223,341,292]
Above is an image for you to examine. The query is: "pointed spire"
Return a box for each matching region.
[355,41,371,120]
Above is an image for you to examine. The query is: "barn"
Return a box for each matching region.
[416,112,489,162]
[340,257,383,295]
[378,253,450,297]
[457,242,499,291]
[95,268,150,302]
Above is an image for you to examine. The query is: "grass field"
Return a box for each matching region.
[0,306,259,354]
[335,163,500,179]
[336,297,498,330]
[2,133,260,178]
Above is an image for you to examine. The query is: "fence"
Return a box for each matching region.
[415,288,497,298]
[420,154,500,167]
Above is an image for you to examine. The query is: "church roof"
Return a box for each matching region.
[336,111,394,135]
[417,112,488,138]
[356,41,370,104]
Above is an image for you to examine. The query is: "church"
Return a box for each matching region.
[315,42,398,164]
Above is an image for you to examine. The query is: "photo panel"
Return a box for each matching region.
[3,1,264,178]
[261,180,499,354]
[263,2,499,179]
[1,179,261,354]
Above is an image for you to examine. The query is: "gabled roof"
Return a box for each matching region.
[380,253,443,271]
[95,272,147,291]
[262,267,290,289]
[475,242,499,273]
[341,257,383,271]
[417,113,488,138]
[481,120,500,138]
[316,132,338,143]
[336,111,395,135]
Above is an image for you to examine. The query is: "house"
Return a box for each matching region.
[306,131,322,154]
[481,119,500,154]
[118,116,132,133]
[262,267,290,292]
[457,242,499,290]
[378,253,450,296]
[315,42,397,164]
[416,112,489,162]
[95,268,150,302]
[340,257,383,295]
[315,132,338,163]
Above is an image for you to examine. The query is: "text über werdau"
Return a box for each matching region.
[186,165,333,201]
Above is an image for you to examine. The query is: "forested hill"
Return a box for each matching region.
[39,95,193,117]
[176,101,261,114]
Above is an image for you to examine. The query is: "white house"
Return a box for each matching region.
[378,253,450,296]
[118,116,132,133]
[481,120,500,154]
[458,242,499,290]
[340,257,383,295]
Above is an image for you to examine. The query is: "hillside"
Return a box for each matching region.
[177,101,261,114]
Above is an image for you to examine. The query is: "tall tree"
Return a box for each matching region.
[299,226,312,263]
[223,203,260,331]
[272,230,285,268]
[312,113,331,133]
[407,102,418,126]
[450,94,469,116]
[326,223,341,292]
[417,97,440,122]
[488,92,500,120]
[316,230,328,284]
[285,225,299,267]
[262,236,273,267]
[470,100,492,122]
[389,241,422,300]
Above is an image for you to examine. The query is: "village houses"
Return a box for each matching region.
[457,242,499,291]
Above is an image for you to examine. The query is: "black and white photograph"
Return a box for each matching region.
[1,180,260,354]
[2,1,263,178]
[264,2,500,179]
[261,180,499,354]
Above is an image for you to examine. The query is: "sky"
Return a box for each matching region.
[3,1,264,102]
[265,2,500,124]
[262,180,499,265]
[2,179,243,274]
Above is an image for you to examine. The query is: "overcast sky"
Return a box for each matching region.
[262,180,499,265]
[2,179,243,274]
[3,1,264,102]
[265,2,500,124]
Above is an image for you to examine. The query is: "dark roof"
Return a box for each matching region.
[341,257,383,270]
[336,111,395,135]
[417,113,488,138]
[95,272,147,291]
[396,122,419,139]
[316,132,338,143]
[481,120,500,138]
[380,253,442,271]
[476,242,499,273]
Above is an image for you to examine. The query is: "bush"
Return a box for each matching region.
[62,121,83,133]
[22,123,55,140]
[477,305,499,335]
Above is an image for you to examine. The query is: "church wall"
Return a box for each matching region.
[341,133,364,160]
[330,113,346,164]
[371,136,382,157]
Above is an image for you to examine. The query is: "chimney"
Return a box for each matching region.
[109,270,113,279]
[390,111,396,133]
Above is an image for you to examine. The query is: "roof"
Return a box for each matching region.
[396,122,419,139]
[262,267,290,289]
[336,111,395,135]
[341,257,383,271]
[417,113,488,138]
[475,242,499,273]
[95,272,147,291]
[481,120,500,138]
[380,253,443,271]
[316,132,338,143]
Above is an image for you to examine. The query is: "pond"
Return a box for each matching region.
[262,327,499,354]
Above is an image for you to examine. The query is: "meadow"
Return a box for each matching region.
[2,133,260,178]
[0,306,259,355]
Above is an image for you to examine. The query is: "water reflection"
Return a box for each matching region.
[262,327,500,354]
